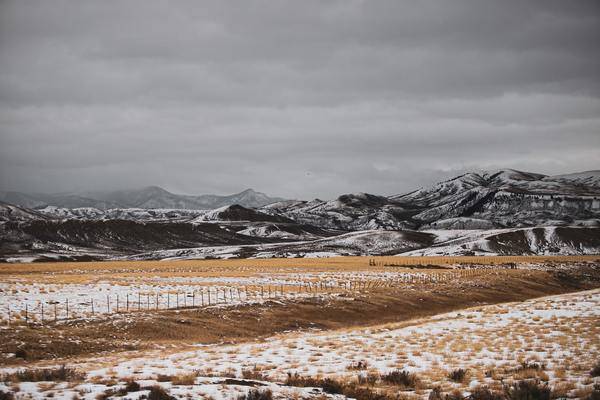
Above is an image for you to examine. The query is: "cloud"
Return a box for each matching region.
[0,0,599,199]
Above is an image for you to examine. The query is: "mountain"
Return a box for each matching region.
[404,226,600,256]
[1,169,599,262]
[0,201,53,223]
[0,187,285,210]
[263,169,600,230]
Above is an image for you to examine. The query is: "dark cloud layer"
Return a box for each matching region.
[1,0,599,199]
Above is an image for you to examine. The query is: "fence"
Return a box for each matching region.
[4,268,522,326]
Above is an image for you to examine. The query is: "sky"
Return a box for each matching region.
[0,0,599,200]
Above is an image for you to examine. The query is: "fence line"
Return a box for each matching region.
[4,268,523,326]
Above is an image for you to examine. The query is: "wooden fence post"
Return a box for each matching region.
[41,301,44,323]
[66,299,69,320]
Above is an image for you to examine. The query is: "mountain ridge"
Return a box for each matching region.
[1,168,599,262]
[0,187,285,210]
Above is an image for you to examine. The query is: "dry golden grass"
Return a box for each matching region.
[2,255,597,276]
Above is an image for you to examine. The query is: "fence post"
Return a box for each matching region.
[167,293,170,309]
[54,302,57,323]
[91,299,94,315]
[116,295,119,313]
[25,303,28,325]
[41,301,44,324]
[107,295,110,313]
[156,293,159,310]
[127,294,130,311]
[66,299,69,320]
[138,293,141,311]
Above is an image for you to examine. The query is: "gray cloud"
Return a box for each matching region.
[1,0,599,199]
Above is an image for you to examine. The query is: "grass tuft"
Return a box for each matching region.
[237,389,273,400]
[380,369,418,388]
[447,368,468,383]
[1,366,85,383]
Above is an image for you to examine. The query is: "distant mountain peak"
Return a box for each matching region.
[0,186,285,210]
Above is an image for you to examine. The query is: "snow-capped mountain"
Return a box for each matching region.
[0,187,285,210]
[1,169,599,262]
[263,169,600,230]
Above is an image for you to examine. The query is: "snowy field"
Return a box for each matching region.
[1,289,598,399]
[0,269,483,323]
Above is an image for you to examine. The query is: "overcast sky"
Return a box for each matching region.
[0,0,599,199]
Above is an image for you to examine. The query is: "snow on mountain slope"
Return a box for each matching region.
[261,193,418,231]
[391,169,600,229]
[0,202,53,223]
[125,229,435,260]
[192,204,292,223]
[403,226,600,256]
[37,206,208,222]
[262,169,599,230]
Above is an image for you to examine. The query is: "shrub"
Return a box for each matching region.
[2,366,85,383]
[342,384,390,400]
[470,386,505,400]
[448,368,468,383]
[505,380,551,400]
[357,372,380,386]
[591,361,600,377]
[380,369,418,388]
[237,389,273,400]
[0,391,15,400]
[518,362,545,371]
[321,378,344,394]
[445,390,464,400]
[241,368,267,381]
[285,373,397,400]
[95,390,114,400]
[148,386,175,400]
[428,387,443,400]
[116,379,141,395]
[125,380,141,392]
[285,372,319,388]
[155,374,172,382]
[14,349,27,359]
[584,384,600,400]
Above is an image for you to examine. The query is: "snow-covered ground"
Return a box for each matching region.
[0,270,445,323]
[1,289,598,399]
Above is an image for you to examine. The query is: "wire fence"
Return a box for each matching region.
[4,268,520,326]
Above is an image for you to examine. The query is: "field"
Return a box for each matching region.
[1,256,599,399]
